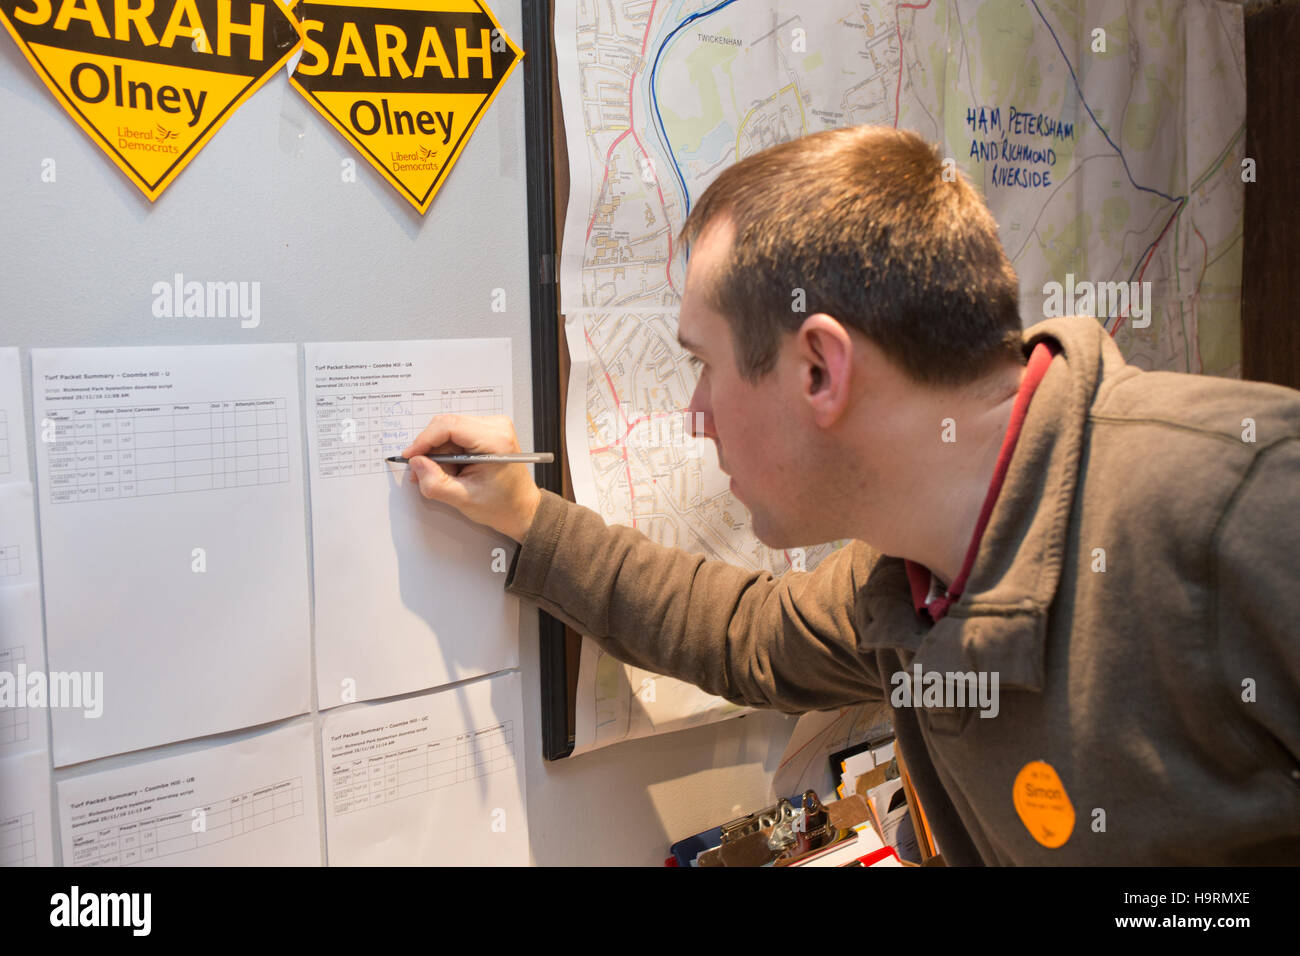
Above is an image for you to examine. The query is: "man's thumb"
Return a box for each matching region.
[411,457,452,500]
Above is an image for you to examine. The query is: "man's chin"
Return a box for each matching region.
[749,511,795,551]
[750,509,828,551]
[733,486,795,548]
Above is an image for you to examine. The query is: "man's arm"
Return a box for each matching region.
[505,489,887,714]
[1215,437,1300,767]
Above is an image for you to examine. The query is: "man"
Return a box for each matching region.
[401,126,1300,864]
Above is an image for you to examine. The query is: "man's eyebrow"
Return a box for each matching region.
[677,333,703,353]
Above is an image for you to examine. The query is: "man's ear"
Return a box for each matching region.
[797,313,853,427]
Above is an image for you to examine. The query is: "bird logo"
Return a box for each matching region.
[154,124,178,142]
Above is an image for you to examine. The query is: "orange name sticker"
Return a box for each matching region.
[1012,760,1075,849]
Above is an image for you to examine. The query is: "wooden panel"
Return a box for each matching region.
[1242,0,1300,388]
[547,0,583,745]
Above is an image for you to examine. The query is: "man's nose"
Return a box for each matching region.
[685,403,714,441]
[686,377,715,439]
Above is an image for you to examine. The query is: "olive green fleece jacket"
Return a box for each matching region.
[505,315,1300,864]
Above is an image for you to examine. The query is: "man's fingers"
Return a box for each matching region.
[402,413,519,459]
[410,451,461,479]
[401,420,447,459]
[402,414,462,459]
[410,457,464,504]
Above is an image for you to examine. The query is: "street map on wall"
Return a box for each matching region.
[556,0,1246,754]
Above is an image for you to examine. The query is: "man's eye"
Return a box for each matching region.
[686,354,704,372]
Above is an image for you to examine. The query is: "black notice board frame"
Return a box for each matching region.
[522,0,574,760]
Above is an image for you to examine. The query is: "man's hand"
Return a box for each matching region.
[401,414,542,543]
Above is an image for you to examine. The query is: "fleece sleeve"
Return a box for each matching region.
[505,489,888,714]
[1214,437,1300,772]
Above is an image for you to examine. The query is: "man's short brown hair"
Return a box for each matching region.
[678,125,1025,386]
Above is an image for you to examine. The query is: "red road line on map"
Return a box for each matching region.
[894,0,932,128]
[641,0,658,55]
[1110,198,1184,338]
[590,409,690,459]
[630,98,679,295]
[585,324,639,527]
[589,413,656,453]
[585,2,679,297]
[633,1,677,295]
[1193,223,1209,300]
[586,129,632,244]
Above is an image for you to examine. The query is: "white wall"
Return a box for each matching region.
[0,0,809,866]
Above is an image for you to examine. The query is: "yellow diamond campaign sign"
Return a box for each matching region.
[290,0,521,213]
[0,0,303,200]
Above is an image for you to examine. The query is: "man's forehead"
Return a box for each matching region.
[683,215,736,286]
[679,216,735,351]
[677,281,718,353]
